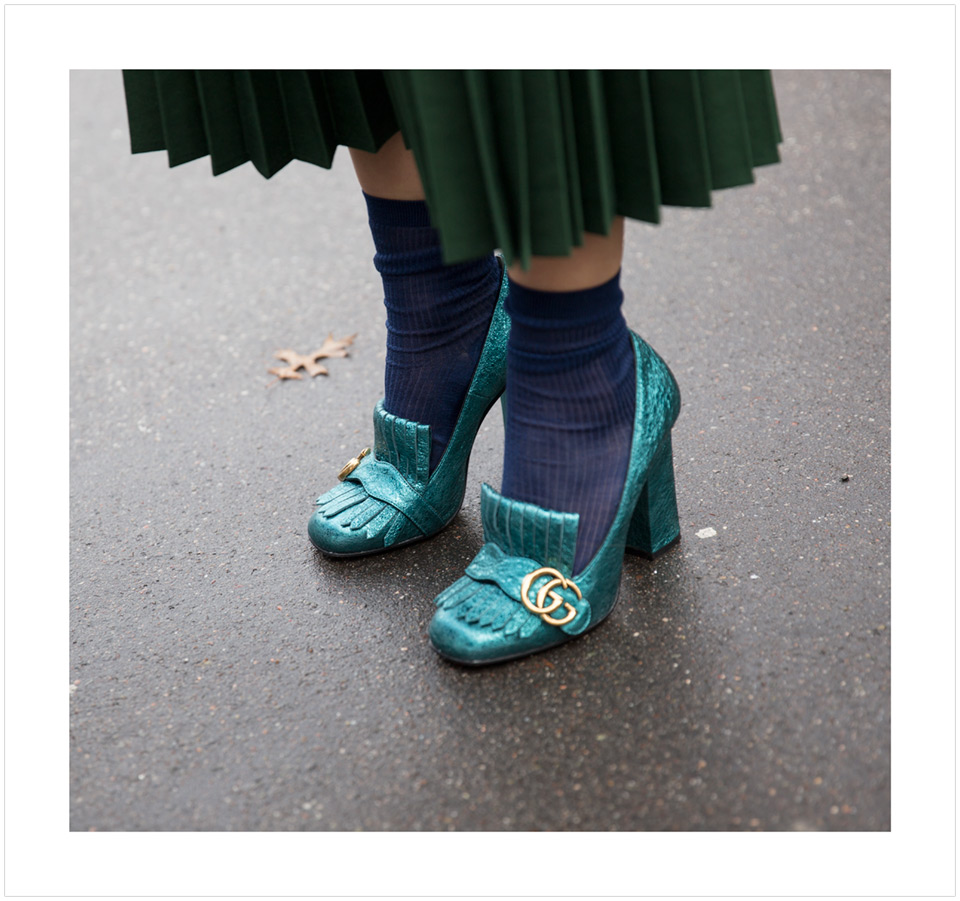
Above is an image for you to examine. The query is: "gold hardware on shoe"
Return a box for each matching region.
[338,447,371,481]
[520,567,581,627]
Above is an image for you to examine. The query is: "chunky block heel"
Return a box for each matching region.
[625,432,680,559]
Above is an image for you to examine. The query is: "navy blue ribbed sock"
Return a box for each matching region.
[364,192,501,472]
[501,272,636,574]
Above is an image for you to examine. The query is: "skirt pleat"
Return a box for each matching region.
[385,69,782,265]
[644,70,714,207]
[523,71,580,259]
[599,70,661,224]
[121,69,782,266]
[195,71,251,174]
[318,70,398,153]
[275,71,337,170]
[123,69,396,179]
[575,71,623,230]
[233,71,295,177]
[152,70,210,168]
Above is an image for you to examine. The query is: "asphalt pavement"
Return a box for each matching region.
[70,69,890,831]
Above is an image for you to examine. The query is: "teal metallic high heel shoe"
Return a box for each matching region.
[429,331,681,665]
[309,260,510,557]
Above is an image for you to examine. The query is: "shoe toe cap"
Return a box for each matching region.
[308,510,385,557]
[429,607,566,666]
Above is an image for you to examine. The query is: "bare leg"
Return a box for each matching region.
[508,218,624,291]
[349,132,425,201]
[351,130,623,284]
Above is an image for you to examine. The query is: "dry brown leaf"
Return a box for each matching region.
[267,366,305,381]
[314,332,356,360]
[269,333,357,383]
[273,351,329,378]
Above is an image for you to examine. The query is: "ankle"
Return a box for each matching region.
[363,193,501,471]
[505,271,628,364]
[500,272,636,572]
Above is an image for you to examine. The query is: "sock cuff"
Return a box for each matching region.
[506,269,628,370]
[362,191,434,229]
[506,270,623,328]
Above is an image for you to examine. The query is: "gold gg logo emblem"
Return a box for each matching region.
[520,567,581,627]
[338,447,370,481]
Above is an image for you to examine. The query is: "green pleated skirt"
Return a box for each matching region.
[122,70,781,267]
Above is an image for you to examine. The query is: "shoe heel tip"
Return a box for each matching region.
[624,533,681,560]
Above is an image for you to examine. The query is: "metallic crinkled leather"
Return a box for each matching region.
[344,452,446,536]
[373,402,431,491]
[479,484,579,576]
[624,432,680,555]
[434,493,592,639]
[309,259,510,556]
[429,330,682,663]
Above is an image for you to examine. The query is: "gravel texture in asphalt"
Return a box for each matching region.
[70,69,890,831]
